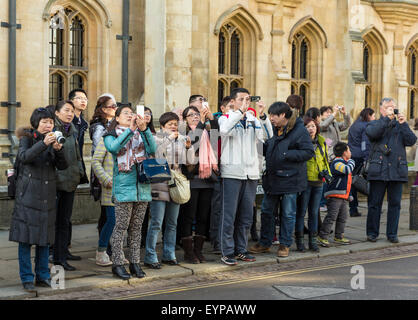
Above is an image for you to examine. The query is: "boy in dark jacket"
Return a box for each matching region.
[318,142,355,247]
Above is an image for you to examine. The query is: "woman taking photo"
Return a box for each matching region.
[295,117,331,252]
[90,95,117,154]
[348,107,375,217]
[104,105,157,280]
[53,100,86,271]
[178,106,218,263]
[9,108,67,291]
[144,112,195,269]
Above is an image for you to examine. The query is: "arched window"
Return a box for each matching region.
[363,42,371,108]
[217,23,244,108]
[408,46,418,119]
[291,33,310,114]
[48,8,88,105]
[49,73,64,105]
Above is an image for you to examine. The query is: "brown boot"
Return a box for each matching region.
[193,235,206,263]
[248,243,270,254]
[182,236,199,264]
[277,244,289,257]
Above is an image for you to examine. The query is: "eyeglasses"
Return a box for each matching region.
[121,111,134,116]
[144,112,152,116]
[186,112,200,118]
[194,97,207,102]
[73,97,88,102]
[104,104,117,109]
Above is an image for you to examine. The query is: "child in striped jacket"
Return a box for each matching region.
[318,142,355,247]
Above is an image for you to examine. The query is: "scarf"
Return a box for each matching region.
[198,129,218,179]
[116,126,146,172]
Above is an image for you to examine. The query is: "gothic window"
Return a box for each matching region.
[363,42,372,108]
[217,23,244,108]
[48,8,87,105]
[408,46,418,119]
[291,33,310,114]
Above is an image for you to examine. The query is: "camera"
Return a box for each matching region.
[337,106,343,110]
[394,109,399,115]
[318,170,332,184]
[54,131,66,144]
[250,96,261,102]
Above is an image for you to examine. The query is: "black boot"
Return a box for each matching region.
[193,235,206,263]
[295,232,305,252]
[309,233,320,252]
[129,263,146,278]
[112,265,131,280]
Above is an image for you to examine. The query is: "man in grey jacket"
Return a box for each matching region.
[320,105,351,161]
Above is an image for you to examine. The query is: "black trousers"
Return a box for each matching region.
[179,188,213,238]
[54,191,76,263]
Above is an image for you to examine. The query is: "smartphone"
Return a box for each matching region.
[136,105,144,118]
[202,101,209,110]
[250,96,261,102]
[394,109,399,115]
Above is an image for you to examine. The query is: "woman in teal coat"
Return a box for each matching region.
[104,105,156,280]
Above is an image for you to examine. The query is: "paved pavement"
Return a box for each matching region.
[0,199,417,300]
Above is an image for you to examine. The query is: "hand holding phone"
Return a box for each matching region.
[136,105,145,118]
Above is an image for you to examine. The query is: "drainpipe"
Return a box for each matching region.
[116,0,132,104]
[1,0,20,162]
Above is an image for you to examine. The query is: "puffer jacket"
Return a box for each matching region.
[54,118,85,192]
[9,128,68,246]
[104,127,157,203]
[91,138,114,206]
[262,117,315,195]
[306,134,331,182]
[366,116,417,182]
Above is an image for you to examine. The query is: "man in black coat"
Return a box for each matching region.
[366,97,417,243]
[249,102,314,258]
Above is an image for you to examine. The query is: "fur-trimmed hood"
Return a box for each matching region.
[16,127,33,140]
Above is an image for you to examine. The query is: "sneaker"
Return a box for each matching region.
[367,236,377,242]
[317,236,330,247]
[248,243,270,254]
[320,206,327,212]
[96,250,113,266]
[272,235,280,245]
[334,237,351,245]
[221,255,238,266]
[277,244,289,257]
[350,211,362,217]
[236,252,256,262]
[388,237,399,243]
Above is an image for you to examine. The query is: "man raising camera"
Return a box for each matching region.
[366,98,417,243]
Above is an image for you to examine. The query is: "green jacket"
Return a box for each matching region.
[306,134,331,182]
[55,118,85,192]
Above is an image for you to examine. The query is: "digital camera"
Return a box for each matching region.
[54,131,66,144]
[318,170,332,184]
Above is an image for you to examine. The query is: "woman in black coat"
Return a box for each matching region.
[9,108,67,291]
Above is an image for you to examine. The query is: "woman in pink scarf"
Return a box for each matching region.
[178,106,219,264]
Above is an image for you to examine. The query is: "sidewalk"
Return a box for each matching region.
[0,199,417,299]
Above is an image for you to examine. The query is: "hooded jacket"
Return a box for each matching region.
[262,117,315,195]
[9,128,68,246]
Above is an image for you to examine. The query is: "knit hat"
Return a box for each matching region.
[247,107,257,117]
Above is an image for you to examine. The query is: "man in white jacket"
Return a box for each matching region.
[218,88,273,266]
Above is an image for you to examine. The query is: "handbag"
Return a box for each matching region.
[138,158,172,183]
[168,169,191,204]
[351,162,369,195]
[90,170,102,202]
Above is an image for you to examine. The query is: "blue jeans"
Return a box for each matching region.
[18,243,50,284]
[144,200,180,264]
[296,184,323,235]
[260,193,297,248]
[367,180,403,240]
[98,206,116,249]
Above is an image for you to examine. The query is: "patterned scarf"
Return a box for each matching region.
[116,126,146,172]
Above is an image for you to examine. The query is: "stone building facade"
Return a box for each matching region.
[1,0,418,184]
